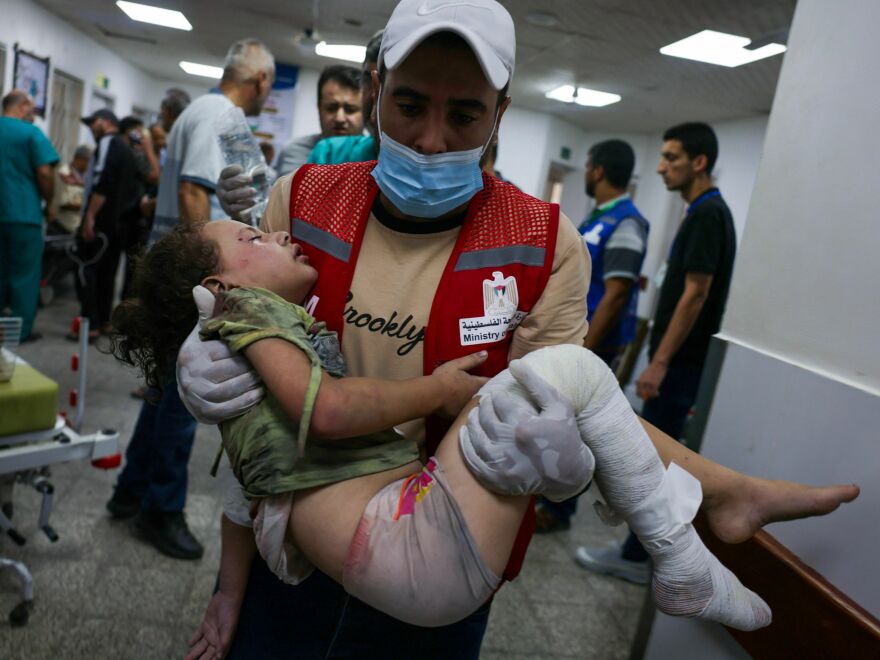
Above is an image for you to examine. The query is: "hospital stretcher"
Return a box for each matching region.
[0,318,120,626]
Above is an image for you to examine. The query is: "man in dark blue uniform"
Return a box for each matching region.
[536,139,649,533]
[576,122,737,584]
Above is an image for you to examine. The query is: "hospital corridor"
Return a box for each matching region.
[0,1,878,659]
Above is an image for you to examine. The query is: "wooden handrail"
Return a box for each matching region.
[694,515,880,659]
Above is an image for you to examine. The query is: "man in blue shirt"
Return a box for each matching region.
[0,90,59,342]
[536,139,649,533]
[306,31,383,166]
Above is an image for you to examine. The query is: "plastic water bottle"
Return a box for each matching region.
[216,107,270,225]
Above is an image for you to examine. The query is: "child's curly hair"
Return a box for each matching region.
[109,222,221,390]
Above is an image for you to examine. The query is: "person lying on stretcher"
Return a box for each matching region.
[111,220,858,634]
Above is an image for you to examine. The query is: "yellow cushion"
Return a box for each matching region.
[0,363,59,436]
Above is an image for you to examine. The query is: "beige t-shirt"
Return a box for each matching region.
[263,172,591,444]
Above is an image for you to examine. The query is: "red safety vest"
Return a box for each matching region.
[288,161,559,580]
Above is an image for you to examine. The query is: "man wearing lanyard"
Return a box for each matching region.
[577,121,736,583]
[536,139,649,533]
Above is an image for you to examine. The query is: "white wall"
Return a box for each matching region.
[495,106,553,198]
[719,1,880,394]
[288,66,322,141]
[1,0,207,149]
[645,0,880,656]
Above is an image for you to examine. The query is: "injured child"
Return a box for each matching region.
[111,220,770,631]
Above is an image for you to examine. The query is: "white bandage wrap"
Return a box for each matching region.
[627,462,702,550]
[465,344,771,631]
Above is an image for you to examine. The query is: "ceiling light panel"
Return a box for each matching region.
[116,2,192,31]
[179,61,223,78]
[545,85,621,107]
[315,42,367,63]
[660,30,786,67]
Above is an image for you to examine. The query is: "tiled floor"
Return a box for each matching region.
[0,290,647,659]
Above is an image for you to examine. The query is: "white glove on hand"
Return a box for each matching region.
[177,285,265,424]
[459,361,595,502]
[217,164,259,218]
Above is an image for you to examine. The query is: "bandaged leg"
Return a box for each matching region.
[342,458,500,627]
[463,345,770,631]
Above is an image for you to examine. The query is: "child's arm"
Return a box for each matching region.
[244,338,488,440]
[186,514,255,660]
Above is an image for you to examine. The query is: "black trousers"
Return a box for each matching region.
[74,223,122,328]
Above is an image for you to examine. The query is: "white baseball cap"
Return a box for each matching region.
[379,0,516,90]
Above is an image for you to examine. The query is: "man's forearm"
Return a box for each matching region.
[650,291,705,366]
[85,193,107,221]
[36,169,54,204]
[179,182,211,224]
[584,288,629,351]
[218,514,257,598]
[143,149,160,185]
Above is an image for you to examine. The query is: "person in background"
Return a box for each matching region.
[106,39,276,562]
[159,88,191,133]
[258,141,275,168]
[46,145,90,235]
[0,89,58,343]
[118,115,160,300]
[72,108,139,341]
[130,94,191,400]
[535,139,649,533]
[149,122,166,165]
[276,64,363,175]
[576,122,736,584]
[306,31,383,166]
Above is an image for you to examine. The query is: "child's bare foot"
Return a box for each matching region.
[702,474,859,545]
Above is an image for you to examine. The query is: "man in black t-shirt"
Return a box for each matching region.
[576,121,736,583]
[637,122,736,430]
[73,109,140,339]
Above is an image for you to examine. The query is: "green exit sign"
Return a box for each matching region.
[560,146,572,160]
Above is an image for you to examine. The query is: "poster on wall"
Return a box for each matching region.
[13,45,51,118]
[246,63,299,167]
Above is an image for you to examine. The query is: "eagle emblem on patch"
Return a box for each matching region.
[483,271,519,316]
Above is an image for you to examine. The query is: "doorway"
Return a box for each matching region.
[49,69,85,164]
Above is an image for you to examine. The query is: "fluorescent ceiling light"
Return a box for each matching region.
[545,85,621,107]
[116,1,192,31]
[315,42,366,63]
[660,30,786,67]
[179,61,223,78]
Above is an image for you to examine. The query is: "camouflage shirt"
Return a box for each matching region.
[202,287,419,499]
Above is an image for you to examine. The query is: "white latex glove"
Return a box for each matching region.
[177,285,265,424]
[217,164,259,218]
[459,360,595,502]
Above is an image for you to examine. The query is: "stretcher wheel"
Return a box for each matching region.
[9,600,30,627]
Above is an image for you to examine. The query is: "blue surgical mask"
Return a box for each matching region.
[371,89,498,218]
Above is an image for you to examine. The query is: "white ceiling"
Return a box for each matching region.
[35,0,796,133]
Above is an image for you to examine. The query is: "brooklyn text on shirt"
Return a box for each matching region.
[343,291,425,356]
[459,272,526,346]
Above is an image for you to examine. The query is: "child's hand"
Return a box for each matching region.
[433,351,489,418]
